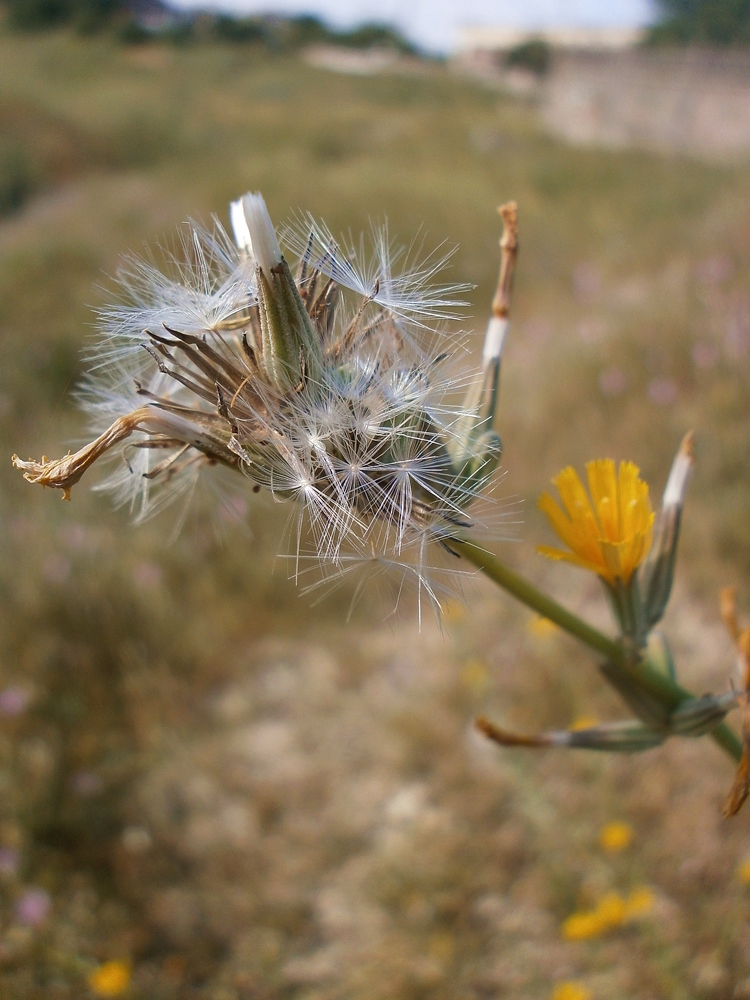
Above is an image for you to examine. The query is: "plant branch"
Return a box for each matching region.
[453,537,742,762]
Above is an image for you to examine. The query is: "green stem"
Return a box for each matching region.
[454,537,742,763]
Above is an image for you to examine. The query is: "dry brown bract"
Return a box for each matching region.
[720,587,750,817]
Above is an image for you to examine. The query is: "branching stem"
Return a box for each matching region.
[454,537,742,763]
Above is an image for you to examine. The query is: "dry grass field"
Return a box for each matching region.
[2,30,750,998]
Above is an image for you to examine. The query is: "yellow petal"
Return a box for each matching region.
[538,492,577,551]
[553,467,597,531]
[543,473,605,568]
[617,461,644,538]
[536,545,607,577]
[600,540,626,584]
[586,459,619,542]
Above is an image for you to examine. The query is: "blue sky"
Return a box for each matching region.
[169,0,657,53]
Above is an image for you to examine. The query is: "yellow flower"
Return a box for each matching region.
[460,658,489,695]
[598,821,634,853]
[561,891,627,940]
[88,960,131,997]
[570,715,599,731]
[738,859,750,885]
[552,983,592,1000]
[593,892,626,927]
[623,886,655,919]
[561,909,607,941]
[528,613,559,637]
[538,459,654,586]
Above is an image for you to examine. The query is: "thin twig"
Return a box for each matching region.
[492,201,518,320]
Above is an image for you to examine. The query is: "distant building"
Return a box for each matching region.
[543,48,750,162]
[303,46,399,75]
[453,24,750,162]
[455,25,645,56]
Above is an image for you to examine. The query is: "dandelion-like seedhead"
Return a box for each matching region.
[14,192,507,616]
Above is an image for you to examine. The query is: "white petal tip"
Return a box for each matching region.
[663,433,695,507]
[482,316,508,365]
[236,191,282,276]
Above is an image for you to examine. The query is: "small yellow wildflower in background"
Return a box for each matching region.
[552,982,592,1000]
[460,658,489,695]
[623,886,655,919]
[88,960,131,997]
[570,715,599,731]
[562,909,607,941]
[562,886,654,940]
[538,459,654,585]
[528,613,559,637]
[599,821,634,852]
[593,891,626,927]
[738,859,750,884]
[562,892,625,940]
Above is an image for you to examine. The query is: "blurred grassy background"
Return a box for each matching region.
[2,30,750,999]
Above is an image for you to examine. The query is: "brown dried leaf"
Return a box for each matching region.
[723,745,750,818]
[474,716,550,748]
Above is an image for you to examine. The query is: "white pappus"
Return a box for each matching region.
[13,192,512,618]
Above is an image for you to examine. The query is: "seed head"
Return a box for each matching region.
[13,192,507,617]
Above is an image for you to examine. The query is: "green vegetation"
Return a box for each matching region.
[505,38,551,76]
[2,0,418,58]
[4,0,117,33]
[2,31,750,998]
[649,0,750,45]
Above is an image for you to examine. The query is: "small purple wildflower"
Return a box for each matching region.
[0,848,19,877]
[15,888,51,926]
[0,686,31,717]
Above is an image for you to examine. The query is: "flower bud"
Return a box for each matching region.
[640,432,694,629]
[232,192,282,277]
[476,715,664,753]
[231,192,323,392]
[669,691,737,736]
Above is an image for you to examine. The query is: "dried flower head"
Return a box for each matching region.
[13,192,507,616]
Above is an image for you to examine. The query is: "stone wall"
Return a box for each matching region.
[541,49,750,161]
